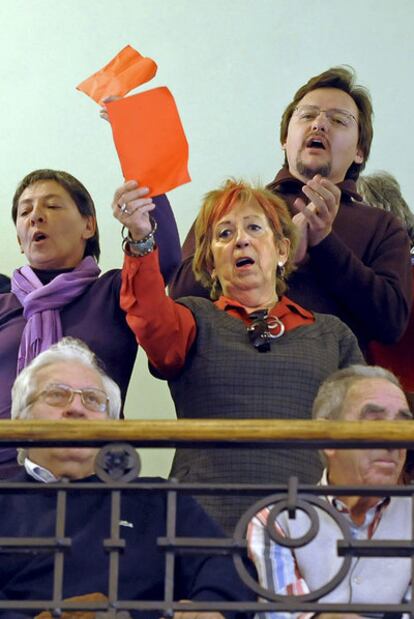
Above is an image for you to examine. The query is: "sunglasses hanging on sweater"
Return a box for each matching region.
[247,310,285,352]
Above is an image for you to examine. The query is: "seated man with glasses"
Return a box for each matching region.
[1,337,253,619]
[170,66,412,357]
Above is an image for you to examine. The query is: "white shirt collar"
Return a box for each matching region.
[320,469,329,486]
[24,458,58,483]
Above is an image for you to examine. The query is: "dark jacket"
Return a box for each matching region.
[0,471,254,619]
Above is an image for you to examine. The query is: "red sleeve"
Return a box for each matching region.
[120,250,197,378]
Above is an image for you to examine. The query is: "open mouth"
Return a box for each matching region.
[33,232,48,242]
[235,257,254,268]
[305,137,326,150]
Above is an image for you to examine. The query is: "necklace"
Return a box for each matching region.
[247,309,285,352]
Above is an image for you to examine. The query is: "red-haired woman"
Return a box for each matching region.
[116,179,363,533]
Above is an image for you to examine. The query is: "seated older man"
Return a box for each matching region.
[247,364,413,618]
[1,337,253,619]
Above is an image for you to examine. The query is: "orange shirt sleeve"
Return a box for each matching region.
[120,250,197,378]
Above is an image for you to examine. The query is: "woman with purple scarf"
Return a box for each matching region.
[0,169,181,478]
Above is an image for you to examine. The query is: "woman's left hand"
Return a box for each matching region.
[100,95,121,121]
[112,180,155,240]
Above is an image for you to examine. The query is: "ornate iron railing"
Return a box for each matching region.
[0,419,413,618]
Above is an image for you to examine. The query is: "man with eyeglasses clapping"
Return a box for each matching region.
[170,66,412,357]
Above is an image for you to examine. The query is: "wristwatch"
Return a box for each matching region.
[127,233,156,256]
[122,217,158,257]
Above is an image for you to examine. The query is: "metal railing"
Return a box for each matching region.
[0,418,413,618]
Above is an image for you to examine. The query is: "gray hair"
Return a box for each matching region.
[11,338,121,464]
[312,364,403,422]
[357,171,414,249]
[312,365,404,467]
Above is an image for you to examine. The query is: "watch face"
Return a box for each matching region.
[130,235,156,255]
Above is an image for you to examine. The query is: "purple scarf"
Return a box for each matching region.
[11,256,101,372]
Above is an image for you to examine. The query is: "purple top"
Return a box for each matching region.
[0,194,181,466]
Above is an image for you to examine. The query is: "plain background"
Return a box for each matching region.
[1,0,413,475]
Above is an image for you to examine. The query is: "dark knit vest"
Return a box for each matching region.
[167,297,363,533]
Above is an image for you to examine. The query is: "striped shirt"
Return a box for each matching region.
[246,472,410,619]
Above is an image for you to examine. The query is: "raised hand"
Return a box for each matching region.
[112,180,155,240]
[99,95,122,121]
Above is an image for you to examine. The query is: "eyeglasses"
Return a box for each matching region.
[247,310,285,353]
[29,383,109,414]
[294,105,357,128]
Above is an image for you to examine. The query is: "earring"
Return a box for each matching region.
[277,261,286,279]
[210,274,221,298]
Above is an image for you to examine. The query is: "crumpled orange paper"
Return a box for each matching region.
[76,45,157,104]
[106,87,190,196]
[35,592,108,619]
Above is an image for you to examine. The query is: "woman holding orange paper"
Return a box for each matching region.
[0,169,181,478]
[117,178,363,534]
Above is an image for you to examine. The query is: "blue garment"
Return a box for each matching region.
[0,471,254,619]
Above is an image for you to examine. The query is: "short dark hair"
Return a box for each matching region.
[12,169,100,262]
[280,66,373,180]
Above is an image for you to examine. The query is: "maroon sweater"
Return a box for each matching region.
[170,168,412,354]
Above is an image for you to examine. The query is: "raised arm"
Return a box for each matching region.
[112,181,196,378]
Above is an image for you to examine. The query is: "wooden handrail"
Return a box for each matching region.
[0,419,413,447]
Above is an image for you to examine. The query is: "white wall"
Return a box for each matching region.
[1,0,413,475]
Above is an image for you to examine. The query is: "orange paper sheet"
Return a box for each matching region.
[106,87,190,196]
[76,45,157,104]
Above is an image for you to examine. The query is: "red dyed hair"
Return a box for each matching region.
[193,179,297,299]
